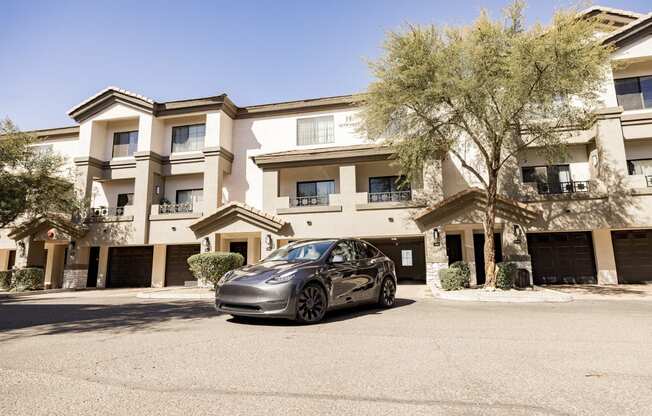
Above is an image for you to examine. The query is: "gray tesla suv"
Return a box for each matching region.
[215,238,397,323]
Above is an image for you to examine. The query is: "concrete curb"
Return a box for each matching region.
[136,290,214,300]
[427,285,573,303]
[0,288,81,299]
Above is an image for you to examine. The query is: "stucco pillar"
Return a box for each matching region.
[63,245,90,289]
[0,249,10,271]
[339,165,357,211]
[424,229,448,288]
[502,223,533,286]
[262,169,279,213]
[44,244,66,289]
[246,236,258,265]
[594,108,628,190]
[97,246,109,288]
[133,152,159,244]
[203,149,225,213]
[592,229,618,285]
[151,244,167,288]
[14,237,45,269]
[462,228,477,286]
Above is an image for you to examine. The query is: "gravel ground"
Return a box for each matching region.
[0,286,650,416]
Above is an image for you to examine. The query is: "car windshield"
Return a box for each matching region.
[265,241,334,262]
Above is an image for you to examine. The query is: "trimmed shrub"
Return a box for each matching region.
[188,251,245,289]
[496,262,517,290]
[0,270,12,290]
[439,267,467,291]
[12,268,45,291]
[449,261,471,287]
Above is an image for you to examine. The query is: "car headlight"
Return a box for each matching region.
[266,271,296,284]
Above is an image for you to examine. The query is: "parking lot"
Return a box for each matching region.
[1,286,651,415]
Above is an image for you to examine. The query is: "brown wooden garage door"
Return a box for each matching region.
[107,246,153,288]
[612,230,652,284]
[369,238,426,281]
[165,244,200,286]
[527,232,596,285]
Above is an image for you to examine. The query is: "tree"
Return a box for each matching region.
[359,1,612,288]
[0,118,81,228]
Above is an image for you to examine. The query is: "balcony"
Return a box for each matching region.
[536,181,591,195]
[367,190,412,203]
[87,206,134,222]
[648,175,652,187]
[158,202,195,214]
[290,195,329,207]
[149,203,202,220]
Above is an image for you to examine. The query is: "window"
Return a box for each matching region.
[294,180,334,206]
[354,241,379,259]
[368,176,411,202]
[615,76,652,111]
[265,241,333,262]
[330,241,357,263]
[627,159,652,176]
[176,189,203,210]
[116,193,133,216]
[112,131,138,157]
[521,165,571,183]
[297,116,334,145]
[171,124,205,153]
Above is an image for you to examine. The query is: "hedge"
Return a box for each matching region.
[187,251,245,289]
[439,267,468,291]
[449,261,471,287]
[0,270,12,290]
[496,262,517,290]
[11,268,45,291]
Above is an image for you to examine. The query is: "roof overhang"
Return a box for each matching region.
[251,144,395,169]
[413,188,539,231]
[189,202,287,236]
[601,13,652,49]
[8,215,89,241]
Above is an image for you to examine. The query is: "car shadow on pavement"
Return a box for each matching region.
[226,298,416,326]
[0,299,218,338]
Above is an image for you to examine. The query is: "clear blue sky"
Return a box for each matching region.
[1,0,649,130]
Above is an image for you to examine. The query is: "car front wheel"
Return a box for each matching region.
[296,283,327,324]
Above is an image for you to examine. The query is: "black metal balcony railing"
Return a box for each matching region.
[290,195,329,207]
[647,175,652,187]
[368,190,413,203]
[536,181,590,195]
[159,202,194,214]
[88,206,127,221]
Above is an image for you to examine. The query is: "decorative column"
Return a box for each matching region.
[151,244,167,288]
[424,228,448,289]
[62,245,90,289]
[592,228,618,285]
[97,246,109,288]
[339,165,357,211]
[44,244,66,289]
[502,223,533,286]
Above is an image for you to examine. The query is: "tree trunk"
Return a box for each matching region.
[483,178,498,289]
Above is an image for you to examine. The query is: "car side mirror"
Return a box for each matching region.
[331,254,345,264]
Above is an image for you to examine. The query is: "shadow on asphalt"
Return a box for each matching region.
[0,299,218,337]
[226,298,415,327]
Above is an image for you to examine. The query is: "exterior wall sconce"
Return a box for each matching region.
[264,234,273,251]
[171,226,176,231]
[513,224,523,244]
[202,237,211,253]
[306,220,312,226]
[432,228,441,246]
[68,240,76,260]
[155,185,160,195]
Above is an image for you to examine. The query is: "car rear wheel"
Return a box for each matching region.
[378,277,396,308]
[296,283,327,324]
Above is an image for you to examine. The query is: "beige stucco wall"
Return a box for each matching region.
[91,179,135,207]
[162,174,203,205]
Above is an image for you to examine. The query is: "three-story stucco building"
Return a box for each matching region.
[1,6,651,289]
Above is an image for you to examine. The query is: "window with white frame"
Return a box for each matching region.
[171,124,205,153]
[296,116,334,146]
[112,131,139,157]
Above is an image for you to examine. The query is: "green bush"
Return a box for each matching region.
[188,251,245,289]
[449,261,471,287]
[496,262,517,290]
[12,268,45,291]
[0,270,12,290]
[439,267,467,291]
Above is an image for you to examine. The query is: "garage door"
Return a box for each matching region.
[165,244,200,286]
[107,246,153,288]
[527,232,596,285]
[612,230,652,284]
[368,238,425,281]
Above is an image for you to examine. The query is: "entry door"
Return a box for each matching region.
[229,242,248,264]
[446,234,463,264]
[8,250,16,269]
[87,247,100,287]
[473,233,503,285]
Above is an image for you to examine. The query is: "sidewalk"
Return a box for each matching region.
[550,284,652,301]
[428,285,573,303]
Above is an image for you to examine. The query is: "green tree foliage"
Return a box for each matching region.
[360,1,612,287]
[0,118,81,228]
